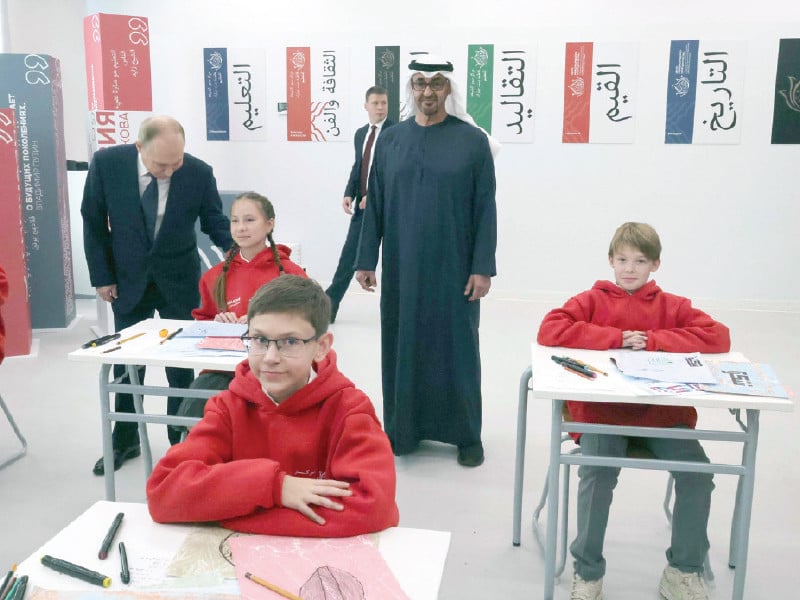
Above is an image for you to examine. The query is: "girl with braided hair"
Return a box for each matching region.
[192,191,306,323]
[176,192,306,429]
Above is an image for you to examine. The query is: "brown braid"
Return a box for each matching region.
[267,232,284,274]
[213,242,239,311]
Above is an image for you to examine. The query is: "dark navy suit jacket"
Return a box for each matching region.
[344,119,395,213]
[81,143,232,316]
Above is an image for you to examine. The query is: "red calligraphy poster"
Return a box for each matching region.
[562,42,593,143]
[286,47,311,141]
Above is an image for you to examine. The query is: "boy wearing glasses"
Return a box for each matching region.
[147,275,399,536]
[537,222,730,600]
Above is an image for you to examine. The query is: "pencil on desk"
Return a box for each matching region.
[244,572,303,600]
[117,332,146,345]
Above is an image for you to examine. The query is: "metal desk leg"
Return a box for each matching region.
[99,364,116,501]
[127,366,153,478]
[731,409,759,600]
[0,392,28,470]
[543,399,564,600]
[513,366,532,546]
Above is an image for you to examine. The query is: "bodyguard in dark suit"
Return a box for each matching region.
[82,115,232,475]
[326,86,394,322]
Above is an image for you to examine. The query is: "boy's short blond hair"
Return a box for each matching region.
[608,222,662,261]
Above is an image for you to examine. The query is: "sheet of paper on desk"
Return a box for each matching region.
[700,361,790,398]
[28,586,239,600]
[177,322,247,338]
[154,336,245,358]
[197,336,246,352]
[612,351,716,383]
[230,534,410,600]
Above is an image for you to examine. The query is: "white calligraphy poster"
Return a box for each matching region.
[588,42,639,143]
[692,41,746,144]
[309,46,350,142]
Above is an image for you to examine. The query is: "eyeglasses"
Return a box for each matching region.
[240,334,319,357]
[411,76,448,91]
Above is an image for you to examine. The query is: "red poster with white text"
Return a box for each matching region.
[0,108,32,357]
[83,13,152,111]
[286,47,312,141]
[562,42,593,143]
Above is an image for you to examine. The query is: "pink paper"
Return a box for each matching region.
[196,336,246,351]
[229,534,410,600]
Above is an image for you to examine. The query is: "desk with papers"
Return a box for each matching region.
[16,501,451,600]
[68,319,246,501]
[514,344,793,600]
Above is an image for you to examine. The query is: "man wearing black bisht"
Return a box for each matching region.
[355,53,499,467]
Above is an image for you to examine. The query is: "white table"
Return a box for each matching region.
[513,344,793,600]
[16,501,451,600]
[68,318,244,500]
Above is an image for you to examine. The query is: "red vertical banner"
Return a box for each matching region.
[83,13,152,111]
[0,108,32,357]
[286,47,311,141]
[562,42,593,143]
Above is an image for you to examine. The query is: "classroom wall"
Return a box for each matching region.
[5,0,800,310]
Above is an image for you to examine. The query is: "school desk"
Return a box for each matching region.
[68,318,243,500]
[15,501,451,600]
[513,344,793,600]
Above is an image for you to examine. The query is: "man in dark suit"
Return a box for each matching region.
[326,86,394,322]
[82,115,232,475]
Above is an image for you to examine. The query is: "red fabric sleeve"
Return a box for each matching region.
[646,298,731,353]
[537,293,623,350]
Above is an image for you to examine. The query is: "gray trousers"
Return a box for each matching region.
[175,371,235,427]
[571,431,714,581]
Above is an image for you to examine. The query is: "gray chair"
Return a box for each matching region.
[513,366,714,581]
[0,391,27,470]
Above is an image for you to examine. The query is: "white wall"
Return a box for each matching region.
[8,0,800,309]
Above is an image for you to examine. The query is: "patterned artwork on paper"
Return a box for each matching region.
[230,534,410,599]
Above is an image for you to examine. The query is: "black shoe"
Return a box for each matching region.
[457,442,485,467]
[92,446,141,476]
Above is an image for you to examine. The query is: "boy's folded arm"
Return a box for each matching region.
[222,411,400,537]
[146,405,282,524]
[646,303,731,353]
[538,305,623,349]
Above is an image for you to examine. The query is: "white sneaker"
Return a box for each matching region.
[659,565,708,600]
[571,573,603,600]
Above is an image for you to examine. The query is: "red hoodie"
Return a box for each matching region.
[146,350,399,537]
[537,280,730,433]
[192,244,306,320]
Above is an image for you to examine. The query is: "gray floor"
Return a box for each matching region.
[0,293,798,599]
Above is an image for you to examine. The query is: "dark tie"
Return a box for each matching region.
[141,174,158,244]
[359,125,377,198]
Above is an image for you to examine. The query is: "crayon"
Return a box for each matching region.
[98,512,124,559]
[40,555,111,588]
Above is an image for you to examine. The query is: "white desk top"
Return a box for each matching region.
[532,344,794,412]
[68,319,244,370]
[17,501,450,600]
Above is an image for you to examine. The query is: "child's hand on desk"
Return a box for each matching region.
[214,312,240,323]
[281,475,352,525]
[622,330,647,350]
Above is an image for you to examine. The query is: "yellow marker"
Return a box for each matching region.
[159,328,169,338]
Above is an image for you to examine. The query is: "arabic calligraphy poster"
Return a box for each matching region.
[375,46,401,124]
[771,38,800,144]
[285,46,350,142]
[466,44,536,143]
[203,48,267,141]
[562,42,638,143]
[229,534,410,600]
[665,40,745,144]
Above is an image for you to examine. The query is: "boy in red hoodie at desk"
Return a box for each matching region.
[537,222,730,600]
[147,275,399,537]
